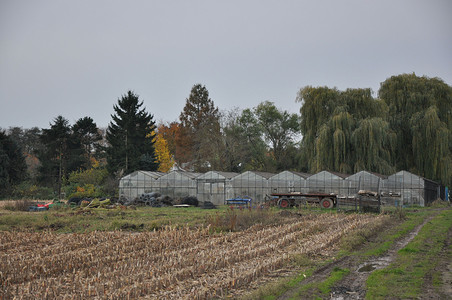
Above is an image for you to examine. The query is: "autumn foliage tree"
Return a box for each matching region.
[178,84,222,171]
[154,131,174,172]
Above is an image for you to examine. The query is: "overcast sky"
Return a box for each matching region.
[1,0,451,129]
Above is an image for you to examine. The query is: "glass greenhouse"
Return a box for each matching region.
[119,169,446,206]
[269,171,311,194]
[196,171,238,204]
[305,171,349,195]
[230,171,275,203]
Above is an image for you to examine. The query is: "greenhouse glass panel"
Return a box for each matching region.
[195,171,238,205]
[118,171,164,200]
[230,171,274,204]
[383,171,425,206]
[344,171,386,197]
[269,171,309,194]
[306,171,348,196]
[153,171,200,200]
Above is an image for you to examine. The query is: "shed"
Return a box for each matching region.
[269,171,311,194]
[196,171,238,205]
[230,171,275,203]
[119,171,165,200]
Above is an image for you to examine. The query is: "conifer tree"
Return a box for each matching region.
[0,131,27,194]
[106,91,158,175]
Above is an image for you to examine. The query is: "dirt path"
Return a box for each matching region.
[277,211,443,300]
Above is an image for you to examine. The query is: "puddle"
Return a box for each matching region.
[358,264,376,272]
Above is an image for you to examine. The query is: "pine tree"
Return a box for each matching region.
[38,116,74,195]
[106,91,158,175]
[72,117,102,168]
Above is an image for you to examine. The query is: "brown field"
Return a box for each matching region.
[0,212,386,299]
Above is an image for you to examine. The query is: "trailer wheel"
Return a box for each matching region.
[320,198,334,209]
[278,198,290,208]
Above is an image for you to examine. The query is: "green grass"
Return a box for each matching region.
[241,208,445,300]
[0,204,295,233]
[366,209,452,299]
[360,209,431,258]
[286,267,350,299]
[0,205,231,233]
[239,255,318,300]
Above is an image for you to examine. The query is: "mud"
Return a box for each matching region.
[276,210,449,300]
[330,212,438,299]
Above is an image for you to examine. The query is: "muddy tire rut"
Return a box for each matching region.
[277,210,442,300]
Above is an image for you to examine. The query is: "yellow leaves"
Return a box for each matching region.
[155,131,174,172]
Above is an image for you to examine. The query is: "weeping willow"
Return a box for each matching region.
[300,86,389,175]
[379,73,452,186]
[411,106,451,184]
[299,76,452,186]
[352,118,395,174]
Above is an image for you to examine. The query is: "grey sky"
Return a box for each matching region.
[1,0,451,129]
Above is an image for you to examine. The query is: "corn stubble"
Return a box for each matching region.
[0,213,385,299]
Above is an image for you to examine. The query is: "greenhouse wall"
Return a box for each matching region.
[382,171,425,206]
[151,171,201,200]
[344,171,386,197]
[119,171,164,200]
[306,171,349,196]
[196,171,238,205]
[269,171,310,194]
[230,171,275,204]
[118,169,442,207]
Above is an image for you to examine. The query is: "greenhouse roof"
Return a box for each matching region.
[346,170,387,180]
[197,171,239,180]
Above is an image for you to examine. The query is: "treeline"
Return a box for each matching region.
[1,73,451,199]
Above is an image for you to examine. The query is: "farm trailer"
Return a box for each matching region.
[270,190,381,212]
[270,192,337,209]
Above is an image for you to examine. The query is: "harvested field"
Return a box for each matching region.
[0,213,386,299]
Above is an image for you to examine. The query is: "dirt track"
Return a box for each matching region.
[277,209,451,300]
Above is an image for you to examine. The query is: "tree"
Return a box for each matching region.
[154,131,174,172]
[379,74,452,182]
[157,122,179,158]
[72,117,102,168]
[254,101,300,170]
[106,91,158,175]
[7,126,42,180]
[0,130,27,194]
[38,116,73,195]
[178,84,221,171]
[298,86,394,175]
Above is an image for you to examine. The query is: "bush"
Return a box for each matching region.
[64,168,112,199]
[10,182,54,199]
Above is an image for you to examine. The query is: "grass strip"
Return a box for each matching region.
[361,210,431,258]
[365,209,452,299]
[288,267,350,299]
